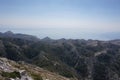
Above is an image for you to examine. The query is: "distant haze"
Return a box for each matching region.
[0,0,120,40]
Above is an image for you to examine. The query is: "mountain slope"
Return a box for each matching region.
[0,32,120,80]
[0,57,76,80]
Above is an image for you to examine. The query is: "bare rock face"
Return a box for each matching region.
[0,58,33,80]
[0,58,13,72]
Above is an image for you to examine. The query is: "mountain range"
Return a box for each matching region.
[0,31,40,42]
[0,31,120,80]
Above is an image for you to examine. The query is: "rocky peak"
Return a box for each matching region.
[42,37,51,41]
[4,31,14,35]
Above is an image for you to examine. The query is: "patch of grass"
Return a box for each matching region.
[31,73,43,80]
[1,71,21,78]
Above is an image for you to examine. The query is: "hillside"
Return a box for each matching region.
[0,31,120,80]
[0,57,75,80]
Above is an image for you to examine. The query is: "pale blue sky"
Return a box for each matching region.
[0,0,120,40]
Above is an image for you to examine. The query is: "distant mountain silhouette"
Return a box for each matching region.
[4,31,14,34]
[0,31,40,42]
[41,37,51,41]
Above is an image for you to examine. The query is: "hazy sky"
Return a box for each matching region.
[0,0,120,39]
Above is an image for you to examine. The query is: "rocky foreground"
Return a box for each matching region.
[0,57,76,80]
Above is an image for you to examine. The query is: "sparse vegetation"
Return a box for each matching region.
[31,73,43,80]
[1,71,21,78]
[59,71,73,78]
